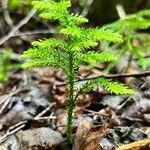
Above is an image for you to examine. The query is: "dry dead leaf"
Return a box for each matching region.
[55,110,67,134]
[73,120,109,150]
[73,119,92,150]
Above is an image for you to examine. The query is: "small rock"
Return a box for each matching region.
[16,127,64,149]
[25,86,50,107]
[23,96,32,103]
[129,128,145,141]
[99,137,115,150]
[0,135,19,150]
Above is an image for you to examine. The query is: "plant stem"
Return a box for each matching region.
[67,52,75,144]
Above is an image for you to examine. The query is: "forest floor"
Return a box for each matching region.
[0,65,150,150]
[0,1,150,149]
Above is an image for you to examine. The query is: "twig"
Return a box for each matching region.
[116,4,126,19]
[0,10,36,45]
[119,116,143,122]
[8,121,27,131]
[57,70,150,86]
[34,102,56,119]
[33,116,56,121]
[1,0,14,27]
[0,87,23,115]
[80,70,150,81]
[116,81,146,113]
[83,108,109,117]
[12,29,56,37]
[0,123,26,143]
[81,0,94,17]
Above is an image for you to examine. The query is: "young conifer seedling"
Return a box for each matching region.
[22,0,134,144]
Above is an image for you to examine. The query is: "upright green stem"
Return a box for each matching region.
[67,52,75,144]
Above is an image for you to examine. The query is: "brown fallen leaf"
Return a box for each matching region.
[55,110,67,134]
[73,119,92,150]
[73,120,109,150]
[116,139,150,150]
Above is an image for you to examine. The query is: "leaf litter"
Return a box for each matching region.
[0,64,150,150]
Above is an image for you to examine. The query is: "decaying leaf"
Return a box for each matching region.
[73,120,109,150]
[55,111,67,135]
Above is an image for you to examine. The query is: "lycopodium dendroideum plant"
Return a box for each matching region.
[102,9,150,70]
[0,49,21,83]
[22,0,134,144]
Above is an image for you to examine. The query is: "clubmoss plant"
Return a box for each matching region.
[22,0,134,144]
[102,9,150,70]
[0,49,20,83]
[9,0,32,11]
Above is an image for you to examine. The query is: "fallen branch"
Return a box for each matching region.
[1,0,14,27]
[0,87,23,115]
[0,10,36,45]
[56,70,150,86]
[81,70,150,81]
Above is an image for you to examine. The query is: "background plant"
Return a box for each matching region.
[9,0,32,11]
[22,0,134,144]
[0,49,21,83]
[102,9,150,71]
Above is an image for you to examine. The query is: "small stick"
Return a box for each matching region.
[0,87,23,115]
[1,0,14,27]
[0,10,36,45]
[81,0,94,17]
[0,124,26,143]
[12,29,56,37]
[33,116,56,121]
[34,102,56,119]
[56,70,150,87]
[116,4,126,19]
[80,71,150,81]
[83,108,109,117]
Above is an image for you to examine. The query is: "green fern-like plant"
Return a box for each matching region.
[9,0,32,10]
[22,0,134,144]
[102,9,150,70]
[0,49,21,83]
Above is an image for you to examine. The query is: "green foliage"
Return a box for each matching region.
[22,0,134,144]
[102,9,150,70]
[78,78,134,95]
[9,0,21,10]
[79,51,117,65]
[9,0,32,11]
[103,9,150,31]
[0,50,20,83]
